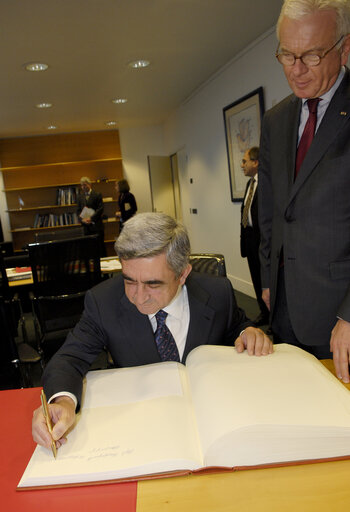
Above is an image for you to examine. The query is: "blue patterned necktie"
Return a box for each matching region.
[154,310,180,362]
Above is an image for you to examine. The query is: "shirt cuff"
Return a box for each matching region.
[48,391,78,409]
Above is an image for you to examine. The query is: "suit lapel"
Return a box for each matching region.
[119,294,161,363]
[182,277,216,361]
[285,96,301,190]
[288,69,350,205]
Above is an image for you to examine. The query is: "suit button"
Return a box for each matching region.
[284,213,295,223]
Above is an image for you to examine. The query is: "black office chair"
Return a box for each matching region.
[0,252,30,343]
[34,226,85,243]
[0,241,14,257]
[0,297,27,389]
[0,254,40,387]
[27,235,102,362]
[189,253,226,277]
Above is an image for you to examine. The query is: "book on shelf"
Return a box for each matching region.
[6,267,32,281]
[56,186,79,206]
[18,344,350,490]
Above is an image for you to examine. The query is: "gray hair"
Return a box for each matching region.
[115,212,191,277]
[277,0,350,40]
[80,176,91,185]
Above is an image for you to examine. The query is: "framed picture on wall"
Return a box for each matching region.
[223,87,265,202]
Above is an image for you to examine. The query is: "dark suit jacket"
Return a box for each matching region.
[43,272,252,407]
[118,191,137,224]
[77,190,104,235]
[240,177,259,258]
[258,67,350,346]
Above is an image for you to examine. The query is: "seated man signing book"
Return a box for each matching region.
[32,212,273,450]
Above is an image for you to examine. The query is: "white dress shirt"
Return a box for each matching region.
[149,284,190,361]
[298,66,345,142]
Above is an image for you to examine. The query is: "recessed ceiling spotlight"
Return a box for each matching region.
[36,102,52,109]
[47,125,57,130]
[111,98,127,104]
[128,59,150,69]
[106,121,117,126]
[24,62,49,72]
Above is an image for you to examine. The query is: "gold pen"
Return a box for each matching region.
[40,389,57,459]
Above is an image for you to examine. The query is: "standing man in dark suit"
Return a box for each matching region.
[77,176,105,256]
[258,0,350,381]
[240,146,269,327]
[32,212,273,450]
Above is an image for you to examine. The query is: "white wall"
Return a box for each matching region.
[118,124,166,214]
[162,28,291,295]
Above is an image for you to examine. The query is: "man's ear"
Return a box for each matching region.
[341,34,350,66]
[179,263,192,285]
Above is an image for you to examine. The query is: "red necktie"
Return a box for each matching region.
[295,98,320,178]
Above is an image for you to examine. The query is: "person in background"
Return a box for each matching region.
[115,179,137,231]
[77,176,105,256]
[240,147,269,327]
[32,212,273,451]
[258,0,350,381]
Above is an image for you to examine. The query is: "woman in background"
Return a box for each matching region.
[115,179,137,231]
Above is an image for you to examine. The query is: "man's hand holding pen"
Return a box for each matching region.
[32,394,76,453]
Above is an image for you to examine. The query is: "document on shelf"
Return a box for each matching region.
[18,344,350,489]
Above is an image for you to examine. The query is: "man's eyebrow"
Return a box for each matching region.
[280,44,324,53]
[122,273,165,285]
[122,273,136,282]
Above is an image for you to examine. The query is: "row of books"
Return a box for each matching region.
[33,212,79,228]
[56,187,79,206]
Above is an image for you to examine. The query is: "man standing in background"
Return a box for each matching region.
[258,0,350,381]
[240,147,269,327]
[77,176,105,256]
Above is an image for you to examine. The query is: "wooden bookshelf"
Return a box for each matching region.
[0,131,123,254]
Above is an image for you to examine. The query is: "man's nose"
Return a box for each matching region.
[291,57,309,75]
[133,284,149,304]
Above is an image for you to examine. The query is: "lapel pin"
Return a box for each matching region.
[340,111,347,116]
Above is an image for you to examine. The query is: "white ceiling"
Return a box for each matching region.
[0,0,282,138]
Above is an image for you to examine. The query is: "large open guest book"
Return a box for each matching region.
[18,344,350,489]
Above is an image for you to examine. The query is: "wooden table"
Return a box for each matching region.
[7,257,121,287]
[1,361,350,512]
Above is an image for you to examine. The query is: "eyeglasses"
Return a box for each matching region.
[275,35,344,67]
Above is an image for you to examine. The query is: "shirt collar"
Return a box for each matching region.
[149,284,187,322]
[301,66,345,107]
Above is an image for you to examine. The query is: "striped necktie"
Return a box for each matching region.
[242,178,255,228]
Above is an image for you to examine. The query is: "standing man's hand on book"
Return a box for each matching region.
[330,318,350,384]
[32,395,76,450]
[235,326,273,356]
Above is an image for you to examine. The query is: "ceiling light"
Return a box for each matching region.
[111,98,127,104]
[128,59,150,69]
[36,102,52,109]
[47,125,57,130]
[106,121,117,126]
[24,62,49,72]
